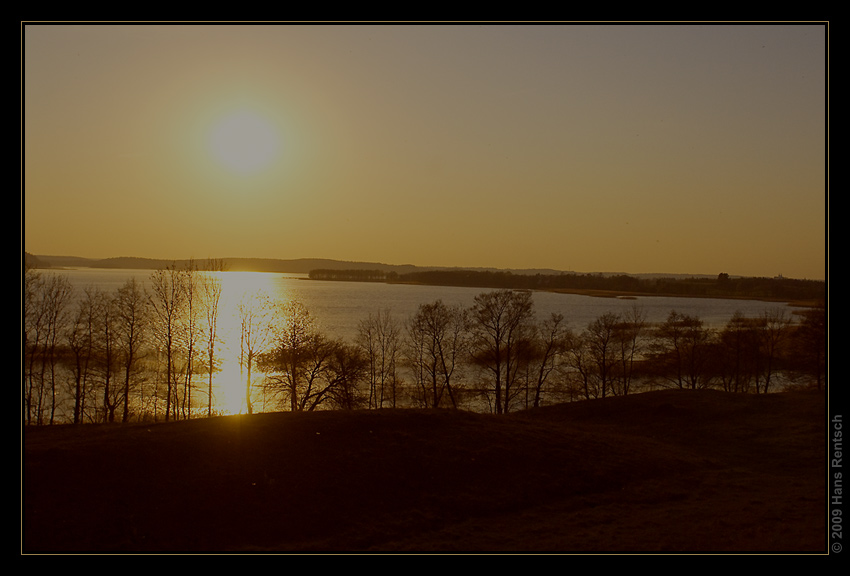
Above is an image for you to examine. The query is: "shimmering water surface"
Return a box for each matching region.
[44,267,806,414]
[51,267,803,334]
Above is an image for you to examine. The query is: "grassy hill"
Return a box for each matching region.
[22,389,827,553]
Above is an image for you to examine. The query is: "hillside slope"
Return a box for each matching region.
[22,389,827,553]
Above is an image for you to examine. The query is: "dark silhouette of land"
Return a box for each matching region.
[310,268,825,304]
[23,388,826,553]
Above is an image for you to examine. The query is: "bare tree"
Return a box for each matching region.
[23,272,73,425]
[290,334,337,411]
[94,288,120,423]
[263,333,365,412]
[792,305,826,390]
[66,288,98,423]
[469,290,535,414]
[324,342,368,410]
[563,330,595,400]
[261,301,351,411]
[65,285,120,423]
[200,260,226,416]
[612,305,648,396]
[114,277,148,422]
[358,308,402,409]
[583,312,619,399]
[406,300,469,409]
[757,308,792,394]
[529,312,571,408]
[149,265,187,421]
[179,260,200,418]
[24,268,48,424]
[270,300,314,411]
[717,311,760,393]
[46,275,73,424]
[238,290,273,414]
[651,311,715,390]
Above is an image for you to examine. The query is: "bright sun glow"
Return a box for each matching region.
[208,110,281,174]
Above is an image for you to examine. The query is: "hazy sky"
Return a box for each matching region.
[23,23,827,279]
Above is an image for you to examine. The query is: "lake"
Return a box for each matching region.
[47,267,805,337]
[40,267,807,414]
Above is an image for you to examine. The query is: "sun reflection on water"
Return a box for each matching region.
[205,271,287,415]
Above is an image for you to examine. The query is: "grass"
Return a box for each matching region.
[22,388,827,553]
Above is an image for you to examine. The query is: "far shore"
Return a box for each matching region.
[541,287,822,307]
[382,278,822,307]
[30,256,825,308]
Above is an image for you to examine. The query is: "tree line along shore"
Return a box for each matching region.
[307,268,825,305]
[25,261,826,427]
[25,253,824,305]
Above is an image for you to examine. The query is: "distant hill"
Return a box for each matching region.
[222,257,427,275]
[23,253,46,269]
[25,254,153,269]
[27,254,431,275]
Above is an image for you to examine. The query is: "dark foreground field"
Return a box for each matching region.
[23,389,827,553]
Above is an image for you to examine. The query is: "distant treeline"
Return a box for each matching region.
[309,269,825,303]
[309,269,390,282]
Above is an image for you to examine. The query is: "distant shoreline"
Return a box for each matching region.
[26,253,825,281]
[311,268,825,307]
[541,286,821,307]
[26,253,825,307]
[384,279,820,307]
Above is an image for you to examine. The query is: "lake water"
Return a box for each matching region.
[46,267,805,337]
[39,267,807,414]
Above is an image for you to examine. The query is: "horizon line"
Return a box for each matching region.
[23,251,827,282]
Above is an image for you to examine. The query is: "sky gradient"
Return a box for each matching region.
[23,23,828,279]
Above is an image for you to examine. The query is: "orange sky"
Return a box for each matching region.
[22,23,828,279]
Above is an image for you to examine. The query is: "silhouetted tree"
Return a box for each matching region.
[791,304,826,390]
[651,311,715,390]
[324,342,368,410]
[289,333,337,411]
[200,260,226,416]
[756,308,793,394]
[66,287,98,423]
[179,260,201,418]
[265,300,317,411]
[149,265,187,421]
[238,290,274,414]
[23,271,73,425]
[612,306,648,396]
[528,312,571,408]
[114,277,149,422]
[358,308,402,409]
[469,290,535,414]
[563,330,596,400]
[23,266,42,422]
[716,311,760,393]
[583,312,619,398]
[94,288,120,423]
[405,300,469,408]
[261,301,360,411]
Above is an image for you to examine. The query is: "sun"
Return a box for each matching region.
[208,110,281,175]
